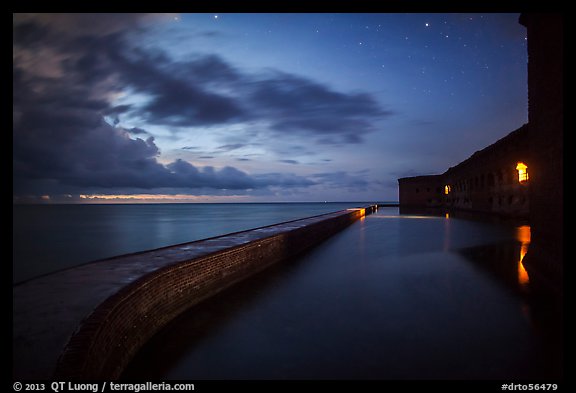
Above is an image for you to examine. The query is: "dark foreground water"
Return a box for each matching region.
[123,207,562,380]
[12,202,367,283]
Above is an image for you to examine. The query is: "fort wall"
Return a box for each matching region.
[398,125,530,220]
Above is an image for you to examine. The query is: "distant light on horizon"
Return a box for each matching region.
[80,194,203,200]
[78,194,249,203]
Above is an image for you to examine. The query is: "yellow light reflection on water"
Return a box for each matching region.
[516,225,531,286]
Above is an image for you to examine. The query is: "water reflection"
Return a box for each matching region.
[516,226,531,287]
[456,225,531,293]
[443,212,451,251]
[457,237,527,293]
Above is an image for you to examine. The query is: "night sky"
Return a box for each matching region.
[13,13,528,203]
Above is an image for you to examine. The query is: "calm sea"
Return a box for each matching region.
[12,202,373,283]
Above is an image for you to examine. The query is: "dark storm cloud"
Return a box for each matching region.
[89,41,390,138]
[181,54,242,84]
[12,92,313,193]
[165,159,256,189]
[13,102,309,194]
[104,105,133,125]
[249,73,391,144]
[124,56,246,127]
[42,18,390,138]
[14,13,174,38]
[67,36,247,127]
[13,19,52,48]
[13,65,308,195]
[126,127,148,135]
[13,14,389,196]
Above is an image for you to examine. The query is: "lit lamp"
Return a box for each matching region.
[516,162,529,183]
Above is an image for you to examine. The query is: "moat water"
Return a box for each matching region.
[123,207,562,380]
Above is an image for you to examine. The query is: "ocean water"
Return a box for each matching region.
[12,202,372,283]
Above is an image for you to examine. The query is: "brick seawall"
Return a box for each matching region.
[13,205,376,380]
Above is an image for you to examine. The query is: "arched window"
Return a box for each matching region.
[516,162,529,183]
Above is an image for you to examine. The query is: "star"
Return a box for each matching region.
[425,23,430,27]
[214,15,219,20]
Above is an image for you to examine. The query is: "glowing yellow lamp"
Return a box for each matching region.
[516,162,529,183]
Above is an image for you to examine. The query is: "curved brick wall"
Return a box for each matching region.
[52,207,373,379]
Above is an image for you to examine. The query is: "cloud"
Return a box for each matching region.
[248,72,392,144]
[126,127,148,135]
[13,51,313,196]
[13,105,314,195]
[17,14,391,141]
[98,45,391,139]
[12,14,392,197]
[165,159,256,189]
[217,143,248,152]
[12,94,315,194]
[13,13,176,37]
